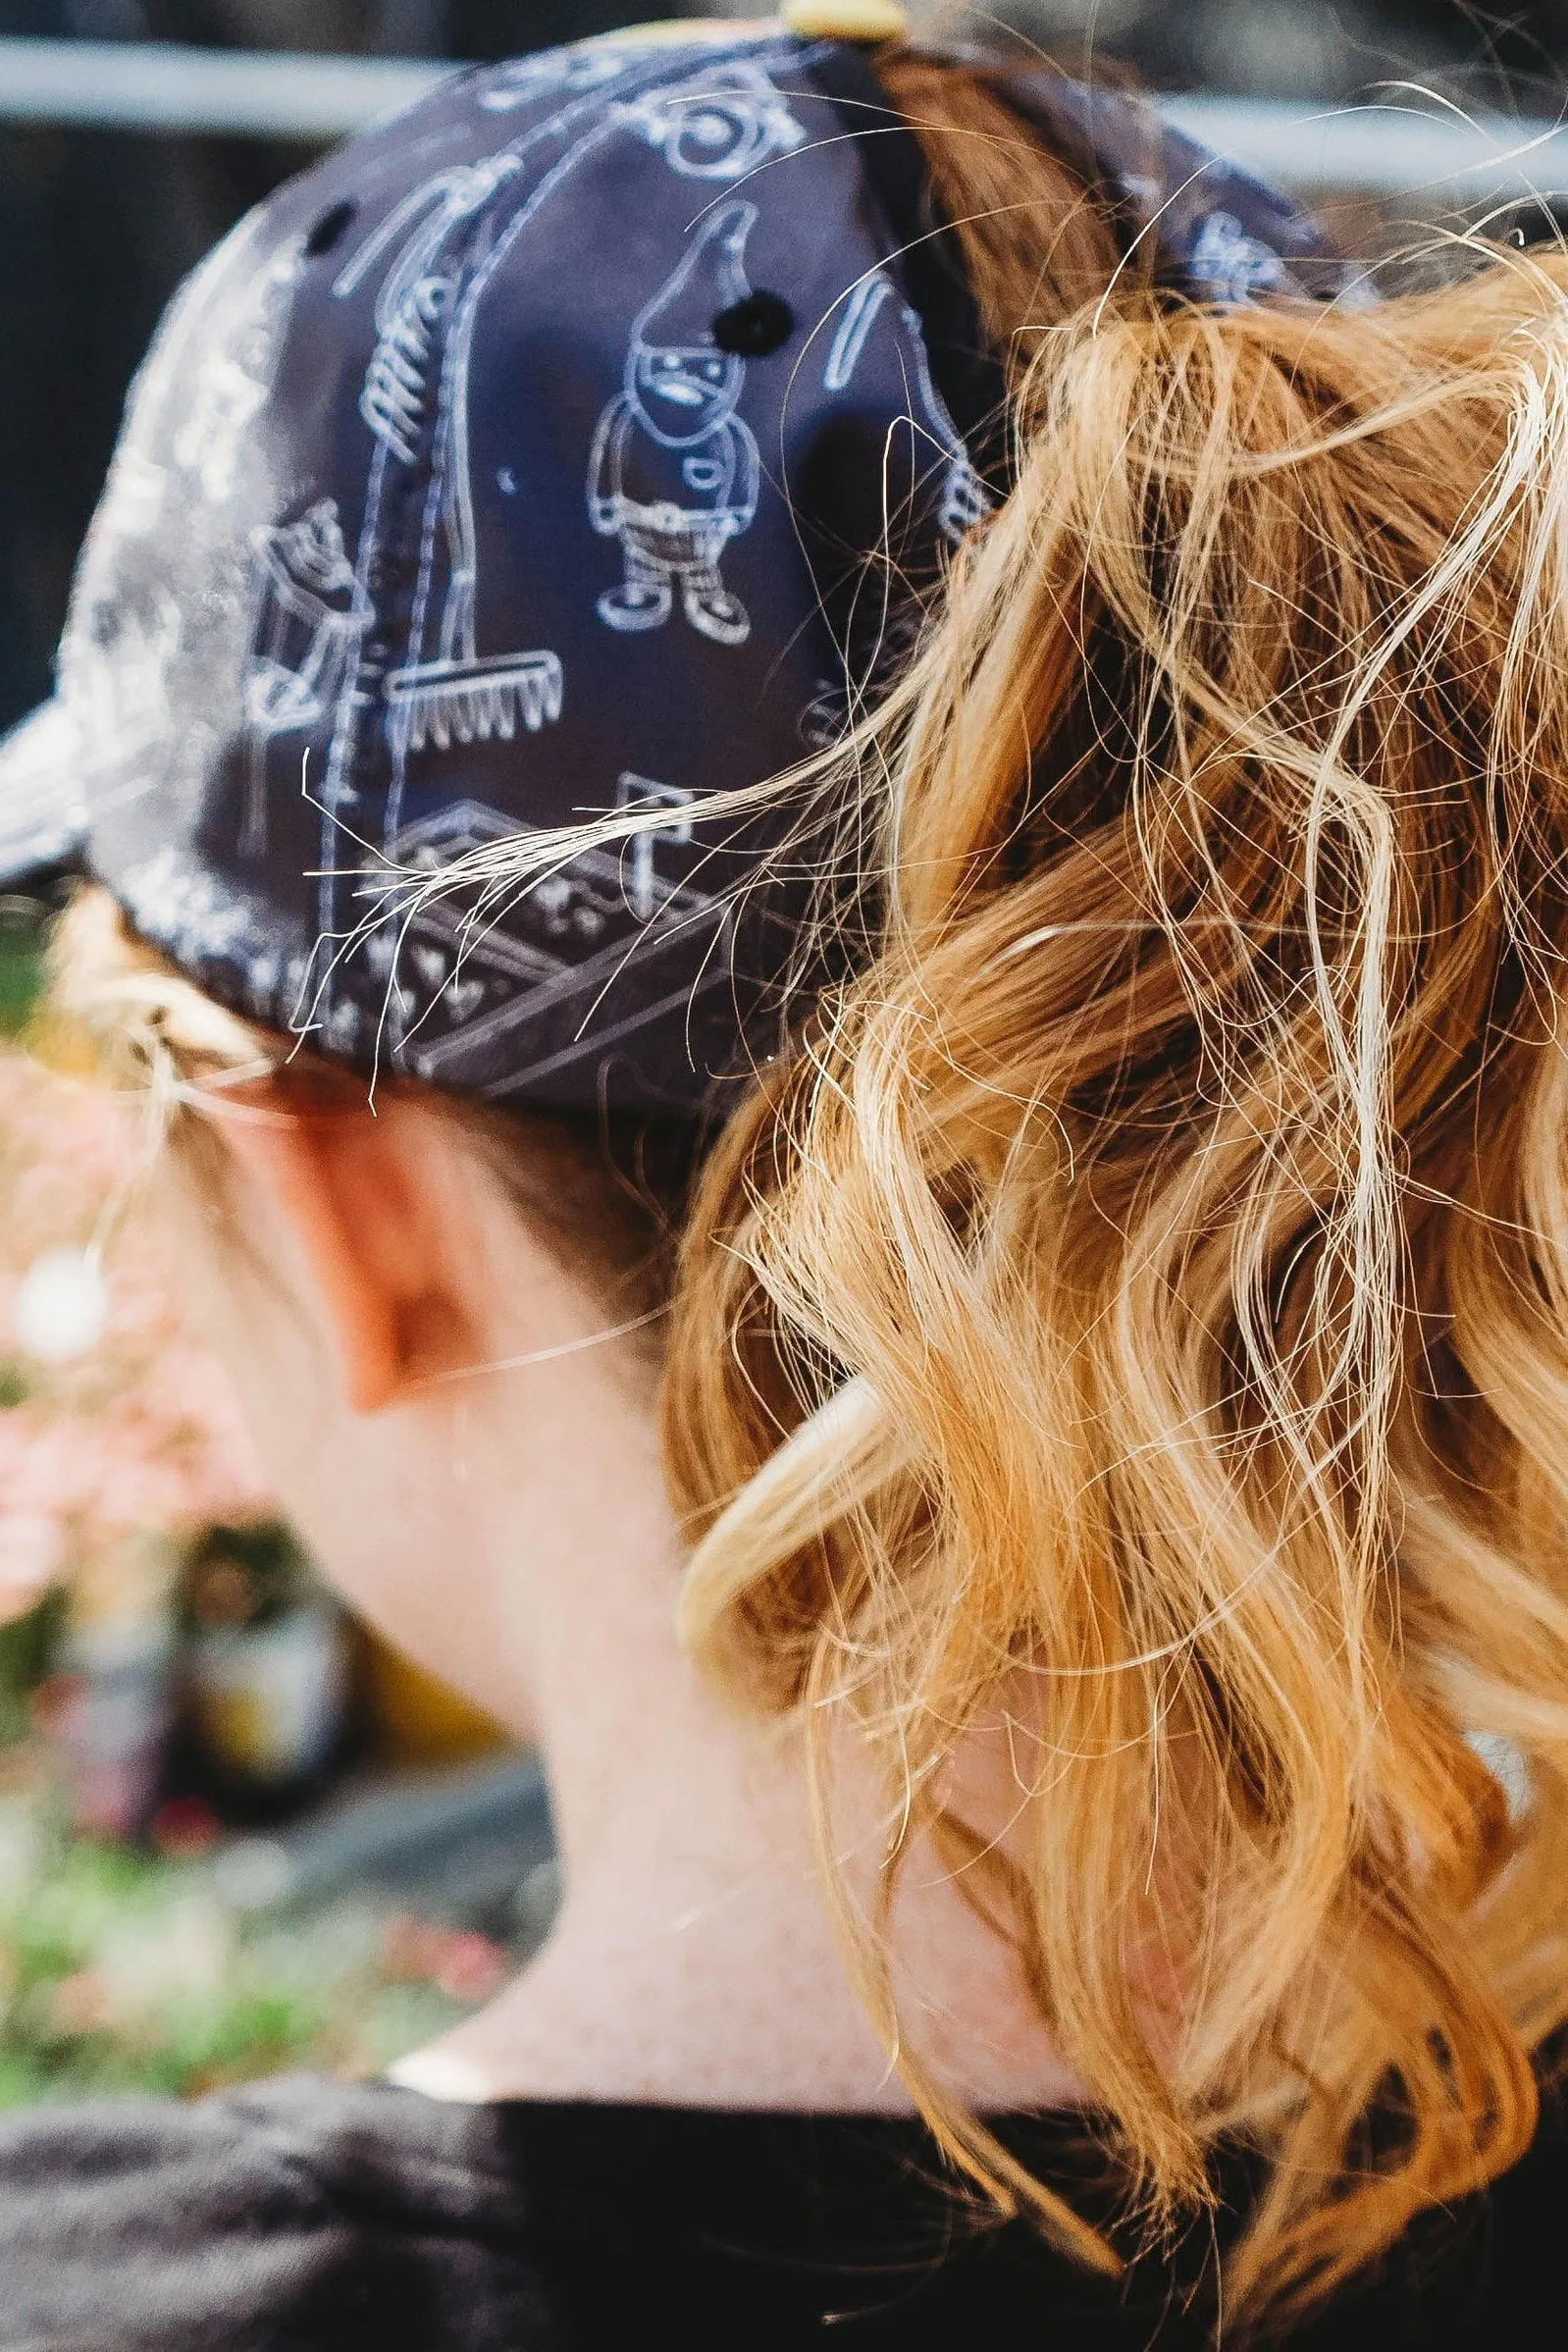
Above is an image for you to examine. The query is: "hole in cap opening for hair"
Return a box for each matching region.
[710,291,795,357]
[305,199,358,259]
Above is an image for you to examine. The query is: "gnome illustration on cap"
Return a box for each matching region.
[587,200,761,648]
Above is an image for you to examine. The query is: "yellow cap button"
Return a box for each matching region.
[779,0,909,41]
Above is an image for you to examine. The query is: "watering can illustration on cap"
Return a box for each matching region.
[242,499,369,855]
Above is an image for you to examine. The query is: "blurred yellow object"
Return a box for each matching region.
[19,996,103,1082]
[361,1630,507,1765]
[186,1601,346,1788]
[778,0,908,39]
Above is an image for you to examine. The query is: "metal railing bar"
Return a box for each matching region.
[1161,91,1568,199]
[1,37,1567,200]
[0,37,454,139]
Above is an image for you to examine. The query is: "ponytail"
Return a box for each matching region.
[666,64,1568,2330]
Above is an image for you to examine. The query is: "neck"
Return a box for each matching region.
[391,1466,1083,2116]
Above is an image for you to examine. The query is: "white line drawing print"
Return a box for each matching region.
[478,46,637,113]
[898,291,991,544]
[374,791,727,1091]
[588,201,761,648]
[616,770,695,915]
[820,271,990,546]
[1186,210,1285,304]
[619,62,808,179]
[319,73,646,987]
[61,587,182,779]
[924,369,991,543]
[334,158,519,461]
[321,45,806,809]
[56,442,181,785]
[119,844,263,967]
[241,499,371,857]
[823,274,892,392]
[311,44,805,1028]
[47,212,275,816]
[172,233,306,504]
[328,53,806,741]
[333,155,563,755]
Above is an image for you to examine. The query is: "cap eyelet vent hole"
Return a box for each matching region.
[305,199,358,259]
[710,291,794,356]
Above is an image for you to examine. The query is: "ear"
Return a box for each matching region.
[216,1088,468,1415]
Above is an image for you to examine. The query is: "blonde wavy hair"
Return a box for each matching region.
[44,50,1568,2337]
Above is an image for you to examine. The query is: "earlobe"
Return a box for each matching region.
[215,1094,435,1416]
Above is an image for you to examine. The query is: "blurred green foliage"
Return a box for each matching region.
[0,898,46,1040]
[0,1591,64,1748]
[0,1789,478,2110]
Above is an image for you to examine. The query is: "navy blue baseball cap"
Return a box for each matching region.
[0,22,1357,1116]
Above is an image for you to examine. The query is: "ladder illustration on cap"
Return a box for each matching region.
[335,157,563,755]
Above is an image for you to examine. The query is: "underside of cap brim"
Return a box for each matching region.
[0,702,90,889]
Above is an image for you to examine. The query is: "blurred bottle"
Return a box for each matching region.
[179,1521,349,1820]
[359,1630,506,1767]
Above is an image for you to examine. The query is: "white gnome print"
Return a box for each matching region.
[587,201,760,648]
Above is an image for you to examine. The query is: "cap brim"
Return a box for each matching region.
[0,702,88,889]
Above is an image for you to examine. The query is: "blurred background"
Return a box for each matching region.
[2,0,1567,2107]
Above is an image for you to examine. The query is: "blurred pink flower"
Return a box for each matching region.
[149,1795,222,1859]
[0,1047,274,1570]
[380,1916,505,2005]
[0,1513,64,1625]
[49,1969,112,2039]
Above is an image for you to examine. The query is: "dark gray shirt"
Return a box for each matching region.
[0,2072,1561,2347]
